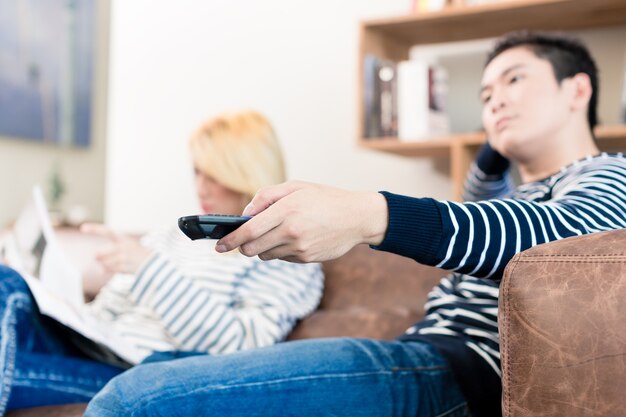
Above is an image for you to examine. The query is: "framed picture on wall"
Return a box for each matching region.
[0,0,97,147]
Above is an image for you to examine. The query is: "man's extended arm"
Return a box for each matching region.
[217,156,625,276]
[377,158,626,279]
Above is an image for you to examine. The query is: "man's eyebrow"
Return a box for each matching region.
[479,63,527,95]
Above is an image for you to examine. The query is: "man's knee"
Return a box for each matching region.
[84,370,138,417]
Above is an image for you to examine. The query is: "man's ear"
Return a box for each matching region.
[566,73,593,113]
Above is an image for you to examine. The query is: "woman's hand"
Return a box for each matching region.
[216,181,389,263]
[80,223,152,274]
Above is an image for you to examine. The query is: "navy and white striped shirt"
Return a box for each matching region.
[87,226,324,364]
[376,147,626,416]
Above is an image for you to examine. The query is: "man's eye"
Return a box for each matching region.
[481,95,491,104]
[509,74,522,84]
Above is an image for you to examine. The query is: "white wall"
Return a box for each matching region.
[3,2,624,233]
[105,0,454,233]
[105,1,626,233]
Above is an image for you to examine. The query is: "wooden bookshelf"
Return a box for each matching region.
[357,0,626,200]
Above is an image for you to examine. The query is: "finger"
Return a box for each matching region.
[94,246,114,261]
[242,181,307,216]
[99,256,124,274]
[95,249,121,271]
[81,223,118,241]
[216,205,284,252]
[257,245,306,263]
[237,226,291,258]
[279,255,307,264]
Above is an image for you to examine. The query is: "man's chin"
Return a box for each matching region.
[490,134,525,159]
[488,138,511,158]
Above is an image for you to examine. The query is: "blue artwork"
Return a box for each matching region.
[0,0,96,147]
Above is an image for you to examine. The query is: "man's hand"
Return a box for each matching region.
[215,181,389,263]
[80,223,152,274]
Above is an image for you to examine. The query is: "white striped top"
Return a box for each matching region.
[86,226,324,364]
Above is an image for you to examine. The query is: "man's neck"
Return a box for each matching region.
[518,120,600,183]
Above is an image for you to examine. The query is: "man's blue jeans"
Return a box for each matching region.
[85,337,471,417]
[0,265,124,414]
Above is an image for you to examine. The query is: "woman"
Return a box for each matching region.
[0,110,324,414]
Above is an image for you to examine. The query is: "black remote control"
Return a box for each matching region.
[178,214,251,240]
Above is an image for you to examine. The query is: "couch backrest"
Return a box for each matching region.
[288,244,446,341]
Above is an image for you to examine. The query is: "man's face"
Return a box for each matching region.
[480,46,573,161]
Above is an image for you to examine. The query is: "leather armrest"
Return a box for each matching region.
[499,229,626,417]
[5,404,87,417]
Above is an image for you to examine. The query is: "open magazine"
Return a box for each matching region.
[0,186,144,367]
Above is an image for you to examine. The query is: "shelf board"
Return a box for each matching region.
[359,132,485,158]
[363,0,626,45]
[359,124,626,157]
[596,124,626,141]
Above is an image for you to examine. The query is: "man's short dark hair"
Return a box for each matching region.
[486,31,599,130]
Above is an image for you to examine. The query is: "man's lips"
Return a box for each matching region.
[495,116,516,131]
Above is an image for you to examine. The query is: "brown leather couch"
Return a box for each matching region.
[7,230,626,416]
[499,228,626,417]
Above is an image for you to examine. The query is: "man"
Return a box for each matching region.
[84,32,626,417]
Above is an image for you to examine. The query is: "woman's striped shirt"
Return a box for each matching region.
[375,149,626,416]
[86,226,324,364]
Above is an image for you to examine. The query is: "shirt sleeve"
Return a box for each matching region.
[374,159,626,280]
[127,254,324,355]
[463,141,514,202]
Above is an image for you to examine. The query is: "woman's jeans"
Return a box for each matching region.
[85,337,471,417]
[0,265,124,414]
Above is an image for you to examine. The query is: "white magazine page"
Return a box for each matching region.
[5,186,145,365]
[3,190,45,275]
[31,186,84,306]
[8,186,84,306]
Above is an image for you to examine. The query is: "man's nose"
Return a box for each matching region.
[490,89,507,113]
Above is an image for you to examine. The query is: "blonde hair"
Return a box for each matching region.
[189,110,286,201]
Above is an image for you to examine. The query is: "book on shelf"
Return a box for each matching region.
[363,55,398,138]
[427,64,451,139]
[363,55,450,141]
[363,55,380,138]
[379,59,398,137]
[397,60,450,141]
